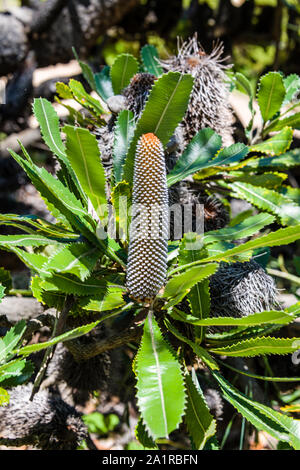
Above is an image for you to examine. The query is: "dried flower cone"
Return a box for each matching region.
[126,133,169,302]
[159,35,235,147]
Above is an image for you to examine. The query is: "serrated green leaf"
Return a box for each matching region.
[265,112,300,132]
[135,311,186,439]
[167,128,222,187]
[40,273,125,297]
[178,234,211,343]
[78,288,125,311]
[141,45,163,77]
[94,66,114,101]
[64,125,108,220]
[169,308,296,327]
[204,212,275,245]
[174,225,300,267]
[250,126,293,156]
[0,285,4,304]
[4,247,48,273]
[163,263,218,308]
[135,418,158,449]
[113,110,135,183]
[110,181,132,241]
[185,372,216,449]
[0,213,79,241]
[0,234,62,247]
[123,72,194,183]
[230,181,300,226]
[110,53,139,94]
[73,49,97,91]
[231,171,287,189]
[0,387,9,406]
[56,81,73,100]
[283,74,300,104]
[257,72,286,122]
[42,242,100,281]
[9,148,96,240]
[15,319,107,357]
[0,358,34,387]
[32,98,66,160]
[210,336,300,357]
[0,320,27,364]
[245,148,300,170]
[212,371,300,450]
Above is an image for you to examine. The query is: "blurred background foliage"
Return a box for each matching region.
[86,0,299,85]
[1,0,299,86]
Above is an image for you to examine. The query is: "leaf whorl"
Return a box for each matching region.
[126,133,169,301]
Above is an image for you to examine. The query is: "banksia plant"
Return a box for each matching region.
[159,34,234,147]
[126,133,169,302]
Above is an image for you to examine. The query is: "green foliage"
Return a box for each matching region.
[1,45,300,449]
[135,312,186,440]
[83,412,119,435]
[110,53,139,94]
[123,71,194,183]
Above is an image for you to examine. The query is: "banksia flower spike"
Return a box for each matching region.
[126,133,169,302]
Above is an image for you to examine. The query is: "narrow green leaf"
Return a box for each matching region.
[163,263,218,308]
[178,234,211,342]
[0,320,27,364]
[64,125,108,220]
[40,273,124,297]
[68,79,106,119]
[141,45,163,77]
[264,112,300,133]
[173,225,300,267]
[245,148,300,170]
[123,72,194,183]
[110,53,139,94]
[0,387,9,406]
[110,181,132,241]
[257,72,286,122]
[185,372,216,449]
[167,128,222,187]
[32,98,66,160]
[212,371,300,450]
[204,212,275,245]
[283,74,300,104]
[135,311,186,439]
[94,66,114,101]
[164,318,219,370]
[78,288,125,312]
[230,181,300,226]
[250,126,293,156]
[15,320,105,357]
[42,242,101,281]
[0,234,62,247]
[113,110,135,183]
[210,336,300,357]
[135,418,158,449]
[170,308,296,327]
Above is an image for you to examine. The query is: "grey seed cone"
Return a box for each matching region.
[159,34,235,147]
[0,383,88,450]
[210,260,279,320]
[126,133,169,301]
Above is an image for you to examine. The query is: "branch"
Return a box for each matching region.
[66,323,143,362]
